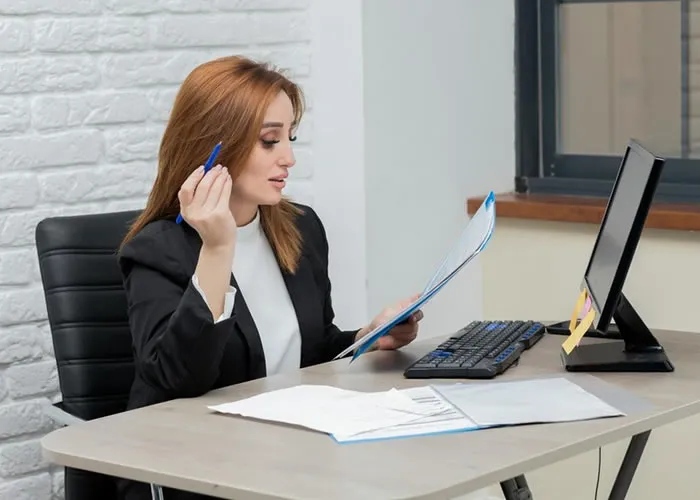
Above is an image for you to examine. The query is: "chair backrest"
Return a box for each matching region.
[35,210,141,420]
[36,210,142,500]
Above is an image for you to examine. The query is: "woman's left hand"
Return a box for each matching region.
[357,295,424,351]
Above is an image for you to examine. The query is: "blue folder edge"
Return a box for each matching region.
[330,423,485,445]
[351,274,453,359]
[421,191,496,294]
[350,191,497,361]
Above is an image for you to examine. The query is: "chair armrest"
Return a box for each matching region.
[46,402,85,427]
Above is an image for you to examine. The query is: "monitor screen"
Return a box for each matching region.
[584,143,659,326]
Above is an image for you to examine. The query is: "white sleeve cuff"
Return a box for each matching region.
[192,274,236,323]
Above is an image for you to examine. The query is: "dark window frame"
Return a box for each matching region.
[515,0,700,203]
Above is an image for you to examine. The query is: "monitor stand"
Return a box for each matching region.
[561,293,674,372]
[546,320,622,339]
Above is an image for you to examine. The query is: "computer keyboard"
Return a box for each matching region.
[403,320,546,379]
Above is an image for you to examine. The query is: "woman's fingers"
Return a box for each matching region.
[217,170,233,214]
[178,165,205,207]
[192,165,223,207]
[203,166,229,211]
[391,324,417,337]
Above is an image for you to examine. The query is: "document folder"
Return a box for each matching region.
[335,191,496,361]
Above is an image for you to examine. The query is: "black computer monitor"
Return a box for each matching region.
[560,139,674,372]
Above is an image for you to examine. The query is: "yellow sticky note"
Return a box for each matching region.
[562,288,596,355]
[562,308,595,354]
[568,289,588,332]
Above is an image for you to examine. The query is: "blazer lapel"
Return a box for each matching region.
[228,272,267,378]
[281,254,319,367]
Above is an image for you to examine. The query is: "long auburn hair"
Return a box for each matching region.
[121,55,304,274]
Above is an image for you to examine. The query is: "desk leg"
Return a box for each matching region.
[500,475,532,500]
[499,430,649,500]
[150,483,165,500]
[608,430,650,500]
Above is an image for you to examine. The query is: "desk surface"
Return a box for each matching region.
[42,329,700,500]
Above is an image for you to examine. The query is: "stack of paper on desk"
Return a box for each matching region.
[331,385,480,444]
[208,385,452,437]
[333,377,628,443]
[209,377,628,444]
[432,377,626,427]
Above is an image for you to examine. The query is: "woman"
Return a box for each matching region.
[117,55,423,500]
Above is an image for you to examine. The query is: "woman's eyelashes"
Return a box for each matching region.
[260,135,298,148]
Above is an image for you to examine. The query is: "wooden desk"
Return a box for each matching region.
[42,330,700,500]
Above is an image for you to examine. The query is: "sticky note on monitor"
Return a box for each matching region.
[562,289,596,355]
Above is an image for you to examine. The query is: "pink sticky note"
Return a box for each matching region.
[579,296,592,320]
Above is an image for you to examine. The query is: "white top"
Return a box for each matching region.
[192,211,302,376]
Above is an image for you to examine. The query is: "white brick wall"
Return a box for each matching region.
[0,1,313,498]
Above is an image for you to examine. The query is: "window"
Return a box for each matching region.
[516,0,700,203]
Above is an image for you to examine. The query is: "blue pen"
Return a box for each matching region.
[176,141,223,224]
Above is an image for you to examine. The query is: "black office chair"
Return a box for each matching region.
[36,210,164,500]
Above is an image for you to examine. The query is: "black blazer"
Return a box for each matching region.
[118,202,358,409]
[116,204,359,500]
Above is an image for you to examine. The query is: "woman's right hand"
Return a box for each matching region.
[178,164,237,249]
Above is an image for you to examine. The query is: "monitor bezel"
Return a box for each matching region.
[581,139,665,333]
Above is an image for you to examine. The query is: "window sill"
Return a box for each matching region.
[466,192,700,232]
